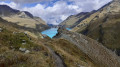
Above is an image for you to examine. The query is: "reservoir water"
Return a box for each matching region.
[41,28,71,38]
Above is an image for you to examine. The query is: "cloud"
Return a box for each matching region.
[22,1,82,25]
[0,0,112,25]
[0,1,20,9]
[68,0,112,11]
[0,0,53,4]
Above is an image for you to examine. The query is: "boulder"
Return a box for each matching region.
[25,50,30,54]
[22,40,26,45]
[19,47,26,52]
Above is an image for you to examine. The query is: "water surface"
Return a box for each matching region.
[41,28,71,38]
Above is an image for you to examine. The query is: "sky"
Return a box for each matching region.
[0,0,112,25]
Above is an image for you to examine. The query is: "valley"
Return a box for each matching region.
[0,0,120,67]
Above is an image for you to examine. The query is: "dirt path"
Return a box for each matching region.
[44,44,65,67]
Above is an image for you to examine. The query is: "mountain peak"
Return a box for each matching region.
[0,5,19,17]
[0,5,11,8]
[23,11,34,18]
[0,5,34,18]
[17,11,33,18]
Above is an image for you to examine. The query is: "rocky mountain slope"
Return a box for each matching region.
[71,0,120,55]
[54,27,120,67]
[59,12,89,28]
[72,0,120,32]
[0,5,49,32]
[60,0,120,56]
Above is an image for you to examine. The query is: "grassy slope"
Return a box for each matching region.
[59,12,88,28]
[2,16,50,32]
[85,13,120,50]
[71,1,113,32]
[72,1,120,55]
[46,39,99,67]
[0,16,100,67]
[0,5,49,30]
[0,17,45,38]
[0,29,55,67]
[0,19,55,67]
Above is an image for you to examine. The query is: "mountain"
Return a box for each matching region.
[81,0,120,55]
[0,5,97,67]
[0,5,19,16]
[54,27,120,67]
[59,0,120,55]
[0,15,99,67]
[67,0,120,55]
[71,0,119,32]
[0,17,57,67]
[0,5,49,33]
[59,12,89,28]
[0,1,120,67]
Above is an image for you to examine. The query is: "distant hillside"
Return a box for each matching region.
[59,12,89,28]
[47,24,59,28]
[0,5,50,32]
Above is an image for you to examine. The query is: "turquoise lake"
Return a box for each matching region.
[41,28,71,38]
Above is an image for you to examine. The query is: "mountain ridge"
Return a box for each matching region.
[0,5,50,33]
[59,0,120,56]
[68,0,120,55]
[54,27,120,67]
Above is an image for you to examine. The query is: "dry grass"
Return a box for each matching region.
[0,26,55,67]
[0,50,54,67]
[46,39,98,67]
[86,14,120,50]
[2,15,46,29]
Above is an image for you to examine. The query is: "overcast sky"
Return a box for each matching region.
[0,0,112,25]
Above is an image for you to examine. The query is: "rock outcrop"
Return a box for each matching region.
[54,27,120,67]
